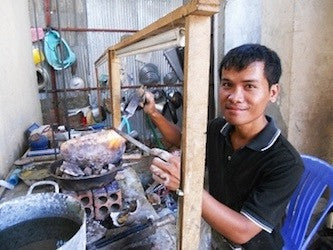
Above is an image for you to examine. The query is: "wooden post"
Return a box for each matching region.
[94,1,220,248]
[95,66,101,112]
[178,14,212,250]
[108,50,122,128]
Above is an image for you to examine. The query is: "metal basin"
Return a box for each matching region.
[0,181,86,250]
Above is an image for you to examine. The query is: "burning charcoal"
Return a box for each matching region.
[55,167,63,176]
[93,169,101,175]
[108,163,116,171]
[60,161,85,177]
[100,169,108,175]
[83,167,93,176]
[94,163,104,170]
[60,130,126,167]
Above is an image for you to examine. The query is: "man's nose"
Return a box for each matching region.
[227,87,244,103]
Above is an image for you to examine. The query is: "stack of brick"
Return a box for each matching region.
[61,180,122,221]
[106,181,122,213]
[62,189,95,220]
[77,190,94,219]
[93,181,122,220]
[92,187,109,220]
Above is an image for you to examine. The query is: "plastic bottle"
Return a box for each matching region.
[7,168,21,186]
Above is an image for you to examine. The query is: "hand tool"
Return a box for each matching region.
[113,128,184,196]
[123,86,146,118]
[118,86,146,131]
[113,128,171,162]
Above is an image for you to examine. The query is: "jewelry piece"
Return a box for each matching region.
[176,188,184,196]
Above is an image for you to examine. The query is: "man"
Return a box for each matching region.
[143,44,304,249]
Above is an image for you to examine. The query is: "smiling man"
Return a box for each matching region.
[144,44,304,249]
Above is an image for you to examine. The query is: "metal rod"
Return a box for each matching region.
[49,83,183,93]
[32,0,43,64]
[95,67,102,110]
[55,0,71,139]
[95,220,153,248]
[121,83,183,89]
[53,27,138,33]
[51,124,58,160]
[50,69,60,123]
[43,0,61,123]
[44,0,51,27]
[94,51,108,67]
[48,87,108,93]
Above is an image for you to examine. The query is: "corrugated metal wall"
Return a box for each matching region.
[86,0,183,138]
[29,0,183,140]
[86,0,182,89]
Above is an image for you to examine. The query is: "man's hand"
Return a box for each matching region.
[150,155,181,191]
[142,92,157,115]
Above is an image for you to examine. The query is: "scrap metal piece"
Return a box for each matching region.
[124,87,145,119]
[94,219,154,248]
[94,214,176,249]
[60,161,85,177]
[163,47,184,81]
[110,199,138,227]
[138,63,160,85]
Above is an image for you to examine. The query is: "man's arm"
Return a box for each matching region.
[143,92,181,147]
[150,156,262,245]
[202,190,262,244]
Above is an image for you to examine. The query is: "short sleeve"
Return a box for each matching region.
[241,156,303,233]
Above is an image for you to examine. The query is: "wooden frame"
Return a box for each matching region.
[94,1,220,249]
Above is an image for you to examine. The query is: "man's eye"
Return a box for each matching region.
[221,82,231,87]
[245,84,255,89]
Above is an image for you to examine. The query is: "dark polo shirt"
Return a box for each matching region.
[206,116,304,249]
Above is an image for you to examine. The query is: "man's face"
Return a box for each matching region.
[219,61,279,126]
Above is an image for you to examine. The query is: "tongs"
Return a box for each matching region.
[113,128,171,162]
[113,128,184,196]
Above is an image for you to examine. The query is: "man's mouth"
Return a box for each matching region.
[225,105,248,111]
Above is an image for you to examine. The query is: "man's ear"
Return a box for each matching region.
[269,84,280,103]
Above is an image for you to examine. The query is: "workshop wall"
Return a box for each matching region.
[261,0,333,163]
[224,0,261,54]
[222,0,289,135]
[0,0,42,176]
[29,0,184,144]
[222,0,332,163]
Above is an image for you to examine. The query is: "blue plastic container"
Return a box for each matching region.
[29,134,49,151]
[7,169,21,186]
[25,123,40,138]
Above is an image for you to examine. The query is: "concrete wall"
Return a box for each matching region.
[261,0,333,163]
[222,0,289,136]
[261,0,294,138]
[0,0,42,177]
[222,0,332,163]
[224,0,261,54]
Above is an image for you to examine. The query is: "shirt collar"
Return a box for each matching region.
[220,116,281,151]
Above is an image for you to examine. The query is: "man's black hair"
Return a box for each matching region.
[219,44,282,87]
